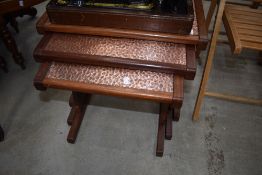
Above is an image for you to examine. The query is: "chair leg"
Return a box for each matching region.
[67,92,90,143]
[156,103,168,157]
[0,25,25,69]
[0,125,4,142]
[0,55,8,72]
[192,0,226,121]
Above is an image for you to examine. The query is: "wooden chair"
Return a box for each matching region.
[193,0,262,121]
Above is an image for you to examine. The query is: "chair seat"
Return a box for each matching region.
[223,4,262,54]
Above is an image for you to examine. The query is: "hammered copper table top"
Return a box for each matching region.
[46,62,174,93]
[44,33,187,66]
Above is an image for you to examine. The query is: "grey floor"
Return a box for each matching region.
[0,1,262,175]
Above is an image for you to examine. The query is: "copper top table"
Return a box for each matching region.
[32,0,208,157]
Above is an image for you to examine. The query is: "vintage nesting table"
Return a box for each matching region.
[33,0,207,157]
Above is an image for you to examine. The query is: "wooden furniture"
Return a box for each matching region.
[33,32,189,156]
[33,0,207,156]
[0,15,24,69]
[0,0,46,69]
[46,0,194,34]
[34,62,184,156]
[223,4,262,54]
[37,0,208,46]
[0,124,4,142]
[34,33,196,79]
[37,0,208,61]
[206,0,261,32]
[193,0,262,121]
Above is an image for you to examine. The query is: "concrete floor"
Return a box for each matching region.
[0,1,262,175]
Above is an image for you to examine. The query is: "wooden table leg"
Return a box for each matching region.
[67,105,87,143]
[173,104,182,122]
[165,110,172,140]
[67,93,76,125]
[0,55,8,72]
[67,92,90,125]
[69,93,75,107]
[67,92,90,143]
[0,125,4,142]
[0,17,25,69]
[165,103,182,140]
[156,103,168,157]
[67,106,77,126]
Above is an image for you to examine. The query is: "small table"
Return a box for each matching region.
[34,62,184,157]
